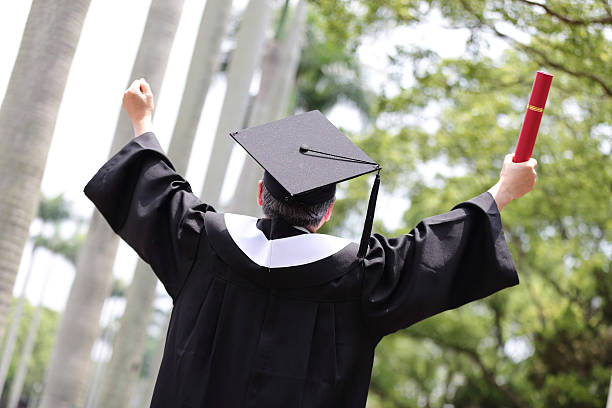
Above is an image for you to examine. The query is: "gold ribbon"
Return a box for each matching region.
[527,104,544,113]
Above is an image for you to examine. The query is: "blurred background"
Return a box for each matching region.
[0,0,610,407]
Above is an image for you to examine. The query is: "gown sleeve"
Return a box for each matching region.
[83,132,215,299]
[361,192,518,339]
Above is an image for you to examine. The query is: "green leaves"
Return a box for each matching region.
[315,1,611,406]
[32,194,83,265]
[37,194,71,224]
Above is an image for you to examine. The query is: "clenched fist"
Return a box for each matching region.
[123,78,154,136]
[488,154,538,211]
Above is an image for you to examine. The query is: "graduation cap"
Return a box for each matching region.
[230,110,381,258]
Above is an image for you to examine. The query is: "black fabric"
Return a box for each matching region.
[231,110,378,197]
[263,170,336,205]
[255,217,308,239]
[84,132,519,407]
[362,192,519,339]
[358,171,380,258]
[83,133,215,299]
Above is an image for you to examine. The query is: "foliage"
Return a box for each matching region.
[294,2,374,117]
[109,278,128,299]
[32,232,84,265]
[0,194,83,403]
[32,193,84,264]
[37,194,72,224]
[320,1,611,406]
[1,299,59,402]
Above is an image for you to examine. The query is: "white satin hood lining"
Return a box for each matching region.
[224,213,353,268]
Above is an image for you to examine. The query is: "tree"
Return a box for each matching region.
[39,1,187,406]
[0,0,91,342]
[167,0,235,176]
[6,292,45,408]
[139,311,170,408]
[82,279,128,408]
[294,0,372,116]
[226,0,308,216]
[226,0,375,216]
[0,195,78,405]
[316,1,611,406]
[0,195,74,397]
[96,2,234,406]
[198,0,274,208]
[5,232,83,408]
[0,300,59,407]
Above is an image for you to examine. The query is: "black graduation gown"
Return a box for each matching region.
[84,132,518,408]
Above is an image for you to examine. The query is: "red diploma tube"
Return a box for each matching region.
[513,71,553,163]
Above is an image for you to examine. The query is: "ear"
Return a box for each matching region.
[257,180,263,207]
[323,200,335,222]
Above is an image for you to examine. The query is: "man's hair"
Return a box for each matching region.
[261,184,335,229]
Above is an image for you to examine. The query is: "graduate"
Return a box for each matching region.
[84,78,537,407]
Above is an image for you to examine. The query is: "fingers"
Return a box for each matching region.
[139,78,152,95]
[125,78,152,95]
[519,157,538,170]
[127,79,141,94]
[122,77,155,124]
[505,153,537,169]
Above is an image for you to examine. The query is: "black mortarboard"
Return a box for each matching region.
[230,110,381,258]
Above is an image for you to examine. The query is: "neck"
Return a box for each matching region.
[262,215,320,233]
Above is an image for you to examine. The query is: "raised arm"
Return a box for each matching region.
[362,154,537,339]
[84,79,215,299]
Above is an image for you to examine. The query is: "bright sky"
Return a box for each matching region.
[1,0,506,316]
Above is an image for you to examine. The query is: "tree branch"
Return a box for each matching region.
[599,0,612,17]
[369,377,412,407]
[410,332,528,408]
[507,232,548,329]
[533,259,590,315]
[516,0,612,25]
[521,45,612,97]
[490,301,505,350]
[458,1,612,97]
[525,281,548,328]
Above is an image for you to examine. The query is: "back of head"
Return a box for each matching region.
[261,184,334,229]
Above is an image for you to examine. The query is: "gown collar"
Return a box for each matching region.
[203,212,360,288]
[255,217,310,240]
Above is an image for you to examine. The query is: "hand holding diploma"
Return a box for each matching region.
[500,154,538,199]
[513,71,553,163]
[488,154,537,211]
[123,78,155,136]
[488,71,551,210]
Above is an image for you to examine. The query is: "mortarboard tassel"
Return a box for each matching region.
[298,145,381,258]
[358,170,381,259]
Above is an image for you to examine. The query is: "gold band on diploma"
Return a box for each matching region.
[527,104,544,113]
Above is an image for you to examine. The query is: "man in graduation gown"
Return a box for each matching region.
[84,78,537,407]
